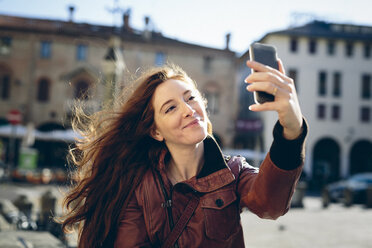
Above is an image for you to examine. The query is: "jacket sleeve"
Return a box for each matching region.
[114,192,152,248]
[236,119,308,220]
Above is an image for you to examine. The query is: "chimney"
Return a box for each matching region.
[143,16,151,40]
[123,9,132,32]
[68,5,75,22]
[145,16,150,26]
[225,33,231,50]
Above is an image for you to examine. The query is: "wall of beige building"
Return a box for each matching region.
[0,29,237,147]
[0,32,107,125]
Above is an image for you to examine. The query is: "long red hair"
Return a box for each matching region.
[59,64,212,247]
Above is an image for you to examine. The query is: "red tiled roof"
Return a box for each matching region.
[0,14,235,54]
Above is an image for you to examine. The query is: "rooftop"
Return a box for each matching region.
[261,20,372,42]
[0,14,234,55]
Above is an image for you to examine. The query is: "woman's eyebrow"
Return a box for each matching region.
[160,99,174,112]
[183,90,191,96]
[159,90,192,112]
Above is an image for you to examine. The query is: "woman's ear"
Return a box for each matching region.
[151,129,164,142]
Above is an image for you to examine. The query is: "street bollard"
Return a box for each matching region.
[40,190,57,229]
[12,194,37,230]
[291,181,307,208]
[366,186,372,208]
[39,190,66,243]
[13,195,33,219]
[344,188,354,207]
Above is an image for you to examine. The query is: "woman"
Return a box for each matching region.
[60,60,307,248]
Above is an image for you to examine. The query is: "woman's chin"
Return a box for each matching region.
[186,130,208,145]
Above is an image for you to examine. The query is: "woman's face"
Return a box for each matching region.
[152,79,208,147]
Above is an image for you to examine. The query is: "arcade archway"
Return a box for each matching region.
[312,138,341,190]
[349,140,372,175]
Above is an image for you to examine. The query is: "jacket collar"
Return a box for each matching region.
[157,135,235,193]
[197,135,228,178]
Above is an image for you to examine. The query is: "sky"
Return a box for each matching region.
[1,0,372,54]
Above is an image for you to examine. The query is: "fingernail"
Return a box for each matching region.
[244,78,248,83]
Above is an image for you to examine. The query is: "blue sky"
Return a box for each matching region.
[1,0,371,54]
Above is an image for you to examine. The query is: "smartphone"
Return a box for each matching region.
[249,43,279,104]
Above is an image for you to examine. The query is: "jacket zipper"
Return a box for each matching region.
[156,171,180,248]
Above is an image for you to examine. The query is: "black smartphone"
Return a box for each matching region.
[249,43,279,104]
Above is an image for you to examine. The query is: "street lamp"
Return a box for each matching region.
[101,36,125,105]
[7,109,22,176]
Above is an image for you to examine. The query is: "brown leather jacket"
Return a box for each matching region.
[115,121,307,248]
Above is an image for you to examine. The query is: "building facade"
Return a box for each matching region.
[246,20,372,188]
[234,52,265,162]
[0,13,237,168]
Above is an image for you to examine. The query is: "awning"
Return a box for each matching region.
[0,125,81,142]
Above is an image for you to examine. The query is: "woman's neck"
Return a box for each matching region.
[166,142,204,184]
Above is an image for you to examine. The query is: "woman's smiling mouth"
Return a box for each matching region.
[183,119,200,129]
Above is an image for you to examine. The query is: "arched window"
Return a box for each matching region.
[37,78,50,102]
[74,80,90,100]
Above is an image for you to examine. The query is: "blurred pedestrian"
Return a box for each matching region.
[59,60,307,247]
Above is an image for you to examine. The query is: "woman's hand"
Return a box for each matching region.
[245,59,303,140]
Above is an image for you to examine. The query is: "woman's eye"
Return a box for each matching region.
[165,106,176,113]
[188,96,196,101]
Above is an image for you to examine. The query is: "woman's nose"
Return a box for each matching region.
[182,102,195,118]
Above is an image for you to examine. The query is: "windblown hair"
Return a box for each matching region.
[59,64,212,247]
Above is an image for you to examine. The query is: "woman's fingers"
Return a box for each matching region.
[246,59,295,87]
[245,59,298,99]
[246,81,290,98]
[246,60,274,71]
[245,72,293,93]
[249,102,278,112]
[245,71,287,84]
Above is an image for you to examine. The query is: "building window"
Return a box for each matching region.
[317,104,326,119]
[155,52,166,66]
[362,74,371,99]
[327,40,335,55]
[364,44,371,59]
[0,73,10,100]
[288,69,298,92]
[204,82,220,115]
[345,42,353,57]
[0,37,12,55]
[74,80,90,100]
[361,107,370,122]
[290,38,298,53]
[76,44,87,61]
[318,71,327,96]
[332,105,341,120]
[203,56,213,73]
[333,72,342,97]
[205,92,219,114]
[40,41,52,59]
[37,78,50,102]
[309,39,317,54]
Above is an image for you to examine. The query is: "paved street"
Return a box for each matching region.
[242,197,372,248]
[1,183,372,248]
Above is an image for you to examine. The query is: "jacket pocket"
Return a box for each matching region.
[201,188,239,240]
